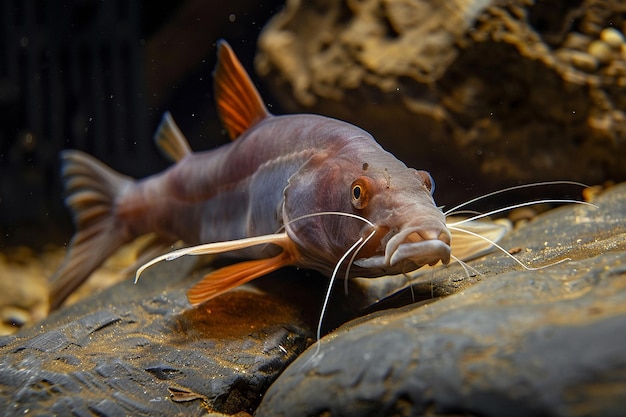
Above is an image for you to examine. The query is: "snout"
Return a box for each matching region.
[384,225,451,267]
[353,223,451,271]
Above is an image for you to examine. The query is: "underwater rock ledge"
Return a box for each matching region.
[0,256,314,416]
[256,182,626,417]
[1,183,625,416]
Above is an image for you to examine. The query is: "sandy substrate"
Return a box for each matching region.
[0,240,144,336]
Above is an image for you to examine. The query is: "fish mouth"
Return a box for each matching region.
[354,226,451,270]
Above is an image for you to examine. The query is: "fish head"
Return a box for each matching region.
[283,142,451,278]
[348,165,451,275]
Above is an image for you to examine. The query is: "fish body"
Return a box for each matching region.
[122,115,386,246]
[50,41,452,310]
[124,113,448,271]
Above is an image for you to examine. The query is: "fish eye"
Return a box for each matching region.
[416,170,435,195]
[351,176,371,209]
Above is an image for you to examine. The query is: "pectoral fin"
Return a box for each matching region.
[187,250,295,306]
[134,232,301,306]
[447,217,512,261]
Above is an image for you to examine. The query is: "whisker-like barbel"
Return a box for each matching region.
[449,253,482,279]
[443,181,592,216]
[447,199,599,226]
[134,233,291,284]
[447,225,571,271]
[316,228,377,344]
[280,211,376,231]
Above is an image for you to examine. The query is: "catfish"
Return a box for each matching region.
[50,41,504,311]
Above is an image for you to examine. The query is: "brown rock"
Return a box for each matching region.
[256,0,626,204]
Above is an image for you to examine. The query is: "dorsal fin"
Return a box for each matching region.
[154,112,193,162]
[214,40,271,140]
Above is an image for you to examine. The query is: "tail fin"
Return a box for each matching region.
[49,150,134,311]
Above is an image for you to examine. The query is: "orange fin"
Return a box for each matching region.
[134,232,300,305]
[187,250,294,306]
[135,232,293,281]
[214,40,270,140]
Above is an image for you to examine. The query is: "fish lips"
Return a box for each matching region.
[354,225,451,270]
[389,239,451,267]
[354,239,451,270]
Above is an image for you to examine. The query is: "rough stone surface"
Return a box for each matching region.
[2,182,626,415]
[256,182,626,417]
[256,0,626,203]
[0,257,317,416]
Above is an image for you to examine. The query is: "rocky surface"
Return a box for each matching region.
[256,0,626,203]
[0,256,319,415]
[2,182,625,416]
[256,182,626,416]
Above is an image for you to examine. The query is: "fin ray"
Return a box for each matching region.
[119,235,178,278]
[447,217,512,261]
[134,232,301,306]
[187,251,293,306]
[49,151,134,310]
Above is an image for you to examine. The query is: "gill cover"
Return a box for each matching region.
[282,153,372,273]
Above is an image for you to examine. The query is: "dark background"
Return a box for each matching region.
[0,0,284,248]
